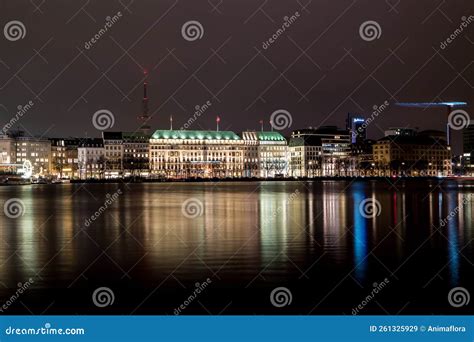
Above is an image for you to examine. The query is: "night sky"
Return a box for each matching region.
[0,0,473,152]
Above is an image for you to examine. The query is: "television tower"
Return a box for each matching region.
[138,70,151,135]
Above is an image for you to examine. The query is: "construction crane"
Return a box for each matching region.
[395,102,468,145]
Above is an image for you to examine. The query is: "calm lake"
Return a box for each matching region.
[0,179,472,314]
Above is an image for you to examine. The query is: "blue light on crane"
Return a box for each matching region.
[396,102,467,108]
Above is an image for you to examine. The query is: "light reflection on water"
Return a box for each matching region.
[0,180,472,305]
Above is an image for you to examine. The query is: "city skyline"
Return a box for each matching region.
[0,1,472,154]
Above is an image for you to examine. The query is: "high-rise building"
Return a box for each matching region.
[346,113,366,144]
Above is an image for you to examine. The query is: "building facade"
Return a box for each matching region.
[149,130,244,178]
[373,132,452,176]
[78,139,105,179]
[50,138,79,179]
[290,127,352,176]
[241,131,288,178]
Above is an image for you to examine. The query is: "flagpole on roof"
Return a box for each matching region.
[216,116,220,132]
[170,115,173,130]
[260,120,263,132]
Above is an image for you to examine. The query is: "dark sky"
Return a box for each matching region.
[0,0,473,153]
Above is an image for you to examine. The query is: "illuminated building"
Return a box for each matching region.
[288,134,322,177]
[149,130,244,178]
[0,134,16,166]
[241,131,288,178]
[4,131,51,176]
[50,138,80,179]
[373,131,451,176]
[103,132,150,178]
[346,114,366,144]
[290,127,351,176]
[463,120,474,175]
[78,138,105,179]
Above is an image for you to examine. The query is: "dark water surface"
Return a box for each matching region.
[0,180,473,314]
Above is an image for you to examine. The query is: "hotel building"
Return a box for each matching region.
[149,130,287,179]
[149,130,244,178]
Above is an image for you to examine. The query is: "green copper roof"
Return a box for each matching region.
[257,131,286,141]
[151,130,241,141]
